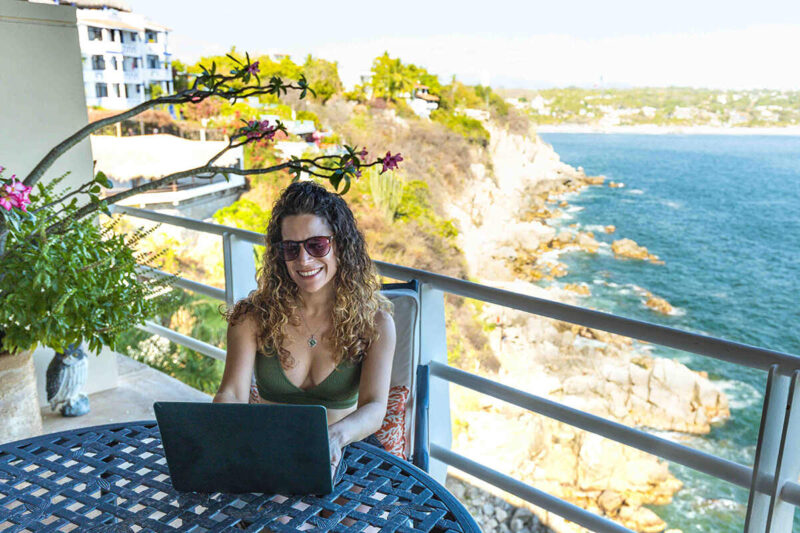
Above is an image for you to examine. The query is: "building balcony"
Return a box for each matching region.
[123,70,142,82]
[143,68,171,81]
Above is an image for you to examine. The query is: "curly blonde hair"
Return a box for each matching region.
[227,181,392,367]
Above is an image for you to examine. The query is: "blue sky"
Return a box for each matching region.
[128,0,800,89]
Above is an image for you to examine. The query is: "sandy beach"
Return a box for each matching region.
[534,123,800,136]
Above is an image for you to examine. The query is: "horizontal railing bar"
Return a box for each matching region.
[781,481,800,508]
[137,265,226,301]
[110,205,264,245]
[429,361,754,489]
[111,206,799,374]
[377,261,800,375]
[430,444,634,533]
[138,320,226,361]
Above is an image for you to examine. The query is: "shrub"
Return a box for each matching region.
[430,109,490,147]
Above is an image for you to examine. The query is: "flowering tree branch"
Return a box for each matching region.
[2,53,402,255]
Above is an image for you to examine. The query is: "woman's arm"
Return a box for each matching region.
[328,310,396,453]
[213,313,259,404]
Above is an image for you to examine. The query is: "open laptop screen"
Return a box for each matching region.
[154,402,332,494]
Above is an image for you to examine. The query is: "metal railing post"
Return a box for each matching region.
[419,282,451,485]
[745,366,795,532]
[766,370,800,531]
[222,232,258,307]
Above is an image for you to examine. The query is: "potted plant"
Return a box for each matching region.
[0,169,179,441]
[0,53,402,443]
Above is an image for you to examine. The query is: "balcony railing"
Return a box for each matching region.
[110,204,800,533]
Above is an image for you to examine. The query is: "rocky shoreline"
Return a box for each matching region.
[443,125,730,533]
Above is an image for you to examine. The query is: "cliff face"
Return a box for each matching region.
[444,125,730,533]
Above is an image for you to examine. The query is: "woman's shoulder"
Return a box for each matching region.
[229,308,261,339]
[374,309,394,328]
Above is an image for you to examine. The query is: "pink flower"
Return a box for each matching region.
[381,151,403,174]
[357,148,368,159]
[1,175,32,212]
[245,61,260,75]
[244,120,278,141]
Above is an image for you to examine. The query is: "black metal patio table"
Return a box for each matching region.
[0,420,479,532]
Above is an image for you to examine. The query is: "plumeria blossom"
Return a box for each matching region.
[0,175,32,212]
[245,61,260,75]
[244,120,278,141]
[381,151,403,174]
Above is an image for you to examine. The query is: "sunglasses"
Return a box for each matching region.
[276,236,334,261]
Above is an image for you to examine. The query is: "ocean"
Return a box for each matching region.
[538,133,800,532]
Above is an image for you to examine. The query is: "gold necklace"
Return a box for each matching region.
[298,309,323,348]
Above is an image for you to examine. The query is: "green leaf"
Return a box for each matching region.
[95,171,112,188]
[340,177,351,195]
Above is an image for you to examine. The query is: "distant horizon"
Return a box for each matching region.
[126,0,800,91]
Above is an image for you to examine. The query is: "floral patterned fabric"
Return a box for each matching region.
[374,386,410,459]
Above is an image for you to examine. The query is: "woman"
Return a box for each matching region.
[213,180,396,481]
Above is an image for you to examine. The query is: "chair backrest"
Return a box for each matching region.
[381,281,421,460]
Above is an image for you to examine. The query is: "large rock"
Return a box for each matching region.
[612,238,662,263]
[618,505,666,533]
[576,232,599,253]
[645,294,674,314]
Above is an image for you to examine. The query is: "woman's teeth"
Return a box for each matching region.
[298,267,323,278]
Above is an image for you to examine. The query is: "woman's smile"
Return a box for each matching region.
[297,266,323,279]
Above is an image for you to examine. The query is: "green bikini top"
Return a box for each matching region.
[254,348,362,409]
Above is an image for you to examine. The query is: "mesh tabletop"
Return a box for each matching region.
[0,421,479,532]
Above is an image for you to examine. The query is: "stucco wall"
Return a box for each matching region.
[0,1,94,192]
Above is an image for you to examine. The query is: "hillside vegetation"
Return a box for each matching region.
[499,87,800,127]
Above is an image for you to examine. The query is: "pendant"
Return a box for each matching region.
[308,336,317,348]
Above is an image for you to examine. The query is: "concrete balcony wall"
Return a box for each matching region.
[0,2,92,199]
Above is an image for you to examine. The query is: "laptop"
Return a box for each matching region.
[154,402,334,494]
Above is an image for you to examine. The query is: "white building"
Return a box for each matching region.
[91,134,246,219]
[408,84,439,119]
[73,1,173,109]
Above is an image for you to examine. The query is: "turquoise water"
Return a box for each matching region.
[539,133,800,532]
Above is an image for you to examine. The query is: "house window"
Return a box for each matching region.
[88,26,103,41]
[145,30,158,43]
[136,84,141,94]
[113,84,121,97]
[95,83,108,98]
[130,32,138,42]
[124,57,140,71]
[91,55,105,70]
[111,56,118,70]
[108,29,116,41]
[146,55,159,69]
